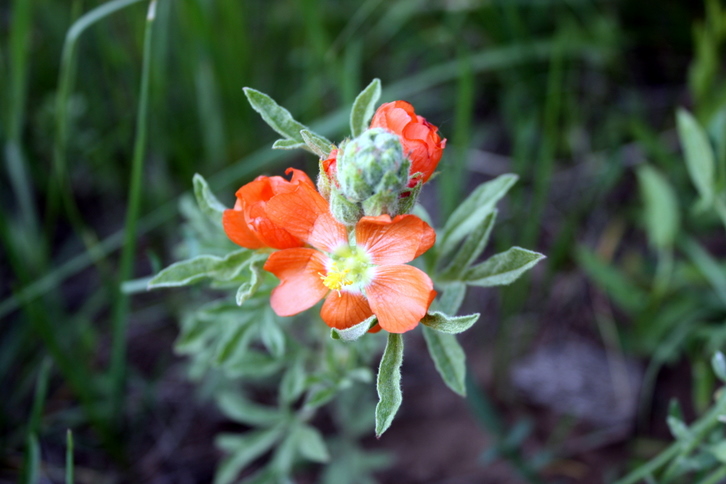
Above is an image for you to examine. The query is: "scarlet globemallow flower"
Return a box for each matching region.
[222,168,314,250]
[262,182,436,333]
[370,100,446,185]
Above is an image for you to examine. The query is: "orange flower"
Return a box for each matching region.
[370,100,446,185]
[262,182,436,333]
[223,168,315,250]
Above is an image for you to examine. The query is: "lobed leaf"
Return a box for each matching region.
[421,311,480,334]
[193,173,227,224]
[350,78,382,137]
[463,247,545,287]
[636,165,679,249]
[375,333,404,437]
[330,315,378,342]
[438,174,518,259]
[677,108,716,207]
[301,129,333,158]
[280,361,307,405]
[422,326,466,396]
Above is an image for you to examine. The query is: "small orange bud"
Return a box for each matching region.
[370,101,446,186]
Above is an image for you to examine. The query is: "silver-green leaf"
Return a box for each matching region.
[272,139,307,151]
[375,333,404,437]
[331,315,377,342]
[148,249,253,288]
[439,174,518,259]
[350,78,381,137]
[193,173,227,223]
[421,311,480,334]
[463,247,545,287]
[422,326,466,396]
[440,210,497,280]
[677,108,715,207]
[301,129,333,158]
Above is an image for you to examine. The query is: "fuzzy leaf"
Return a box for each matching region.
[421,311,480,334]
[297,424,330,463]
[440,210,497,280]
[439,174,518,259]
[350,78,382,137]
[272,139,307,151]
[636,165,679,249]
[463,247,544,286]
[330,315,377,342]
[375,333,404,437]
[422,326,466,396]
[236,256,265,305]
[677,108,715,207]
[193,173,227,224]
[216,391,281,426]
[148,249,253,288]
[244,88,307,142]
[301,129,333,158]
[214,427,284,484]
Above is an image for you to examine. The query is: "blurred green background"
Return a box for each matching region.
[3,0,726,482]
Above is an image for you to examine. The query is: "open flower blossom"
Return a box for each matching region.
[262,182,436,333]
[370,100,446,185]
[223,168,315,250]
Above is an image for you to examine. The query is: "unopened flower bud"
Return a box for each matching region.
[337,128,410,206]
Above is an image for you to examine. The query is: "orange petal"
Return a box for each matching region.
[222,209,265,249]
[366,265,434,333]
[264,248,329,316]
[267,183,347,252]
[356,214,434,265]
[246,202,303,249]
[285,167,316,189]
[320,291,374,330]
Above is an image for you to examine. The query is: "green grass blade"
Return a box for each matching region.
[66,429,74,484]
[109,0,159,417]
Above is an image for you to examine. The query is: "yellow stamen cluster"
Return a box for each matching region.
[320,266,353,296]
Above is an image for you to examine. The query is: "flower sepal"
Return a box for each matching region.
[330,315,378,342]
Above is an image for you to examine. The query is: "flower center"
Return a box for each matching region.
[320,246,373,295]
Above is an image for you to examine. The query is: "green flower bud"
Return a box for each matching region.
[337,128,409,206]
[330,186,363,226]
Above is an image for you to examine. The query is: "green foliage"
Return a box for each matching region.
[243,87,331,154]
[463,247,545,287]
[677,109,716,209]
[637,164,680,249]
[349,78,381,137]
[421,311,480,334]
[374,333,404,438]
[422,327,466,396]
